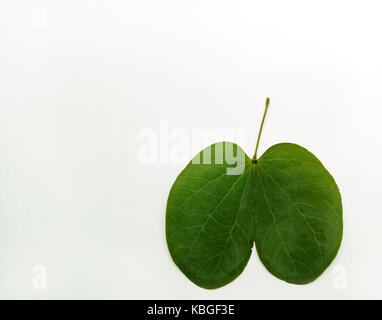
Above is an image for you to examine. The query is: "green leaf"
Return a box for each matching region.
[166,143,255,289]
[253,143,342,284]
[166,98,343,288]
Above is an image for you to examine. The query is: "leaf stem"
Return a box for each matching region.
[253,97,270,161]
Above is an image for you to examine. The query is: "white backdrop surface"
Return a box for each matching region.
[0,0,381,299]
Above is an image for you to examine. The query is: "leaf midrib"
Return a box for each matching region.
[258,164,325,269]
[208,171,252,283]
[183,172,246,269]
[255,166,301,280]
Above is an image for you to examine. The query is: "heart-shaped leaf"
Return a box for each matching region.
[166,98,343,289]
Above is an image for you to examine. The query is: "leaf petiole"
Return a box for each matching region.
[253,97,270,162]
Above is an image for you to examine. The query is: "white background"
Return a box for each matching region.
[0,0,381,299]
